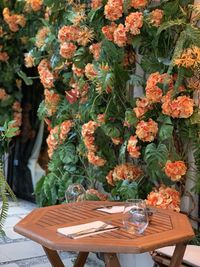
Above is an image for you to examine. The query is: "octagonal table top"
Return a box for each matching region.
[14,201,194,254]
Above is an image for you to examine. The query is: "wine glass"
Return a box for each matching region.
[123,199,149,235]
[65,184,86,203]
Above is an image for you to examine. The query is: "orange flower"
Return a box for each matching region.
[150,9,164,27]
[89,42,102,60]
[127,135,141,158]
[24,53,35,68]
[102,22,117,41]
[162,94,194,118]
[39,69,54,89]
[3,8,26,32]
[104,0,123,21]
[136,118,158,142]
[145,72,169,103]
[82,121,99,137]
[77,27,94,46]
[47,121,73,158]
[85,63,98,80]
[174,46,200,69]
[44,89,60,116]
[106,163,143,186]
[35,27,50,48]
[130,0,148,9]
[146,185,180,212]
[91,0,103,9]
[87,151,106,166]
[133,97,151,118]
[125,12,143,35]
[97,113,106,124]
[113,24,127,47]
[72,64,84,77]
[59,42,77,59]
[25,0,43,11]
[165,161,187,181]
[58,25,79,43]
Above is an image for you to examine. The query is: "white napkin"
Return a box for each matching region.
[97,205,125,214]
[57,221,118,239]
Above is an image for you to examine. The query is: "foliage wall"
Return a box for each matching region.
[1,0,200,211]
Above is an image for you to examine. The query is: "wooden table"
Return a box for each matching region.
[14,201,194,267]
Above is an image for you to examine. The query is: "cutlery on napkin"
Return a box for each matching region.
[57,221,119,239]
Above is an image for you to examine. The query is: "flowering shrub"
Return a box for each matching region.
[1,1,200,211]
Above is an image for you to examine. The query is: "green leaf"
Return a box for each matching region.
[157,19,186,35]
[102,123,121,138]
[17,71,33,86]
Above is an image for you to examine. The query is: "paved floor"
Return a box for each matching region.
[0,199,104,267]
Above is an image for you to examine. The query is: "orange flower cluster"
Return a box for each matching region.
[130,0,148,9]
[86,188,108,201]
[102,22,117,41]
[3,8,26,32]
[59,42,77,59]
[145,72,168,103]
[162,93,194,118]
[125,12,143,35]
[72,64,84,77]
[89,42,101,60]
[77,27,94,46]
[91,0,103,10]
[127,135,141,158]
[65,80,89,104]
[82,121,106,166]
[35,27,50,48]
[24,53,35,68]
[44,89,60,116]
[149,9,164,27]
[58,25,79,43]
[113,24,127,47]
[38,59,54,89]
[0,88,9,101]
[174,46,200,68]
[164,161,187,182]
[104,0,123,21]
[106,163,143,186]
[133,97,151,118]
[25,0,43,12]
[136,119,158,142]
[85,63,98,80]
[47,120,73,158]
[146,185,180,212]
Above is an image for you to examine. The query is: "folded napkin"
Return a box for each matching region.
[96,205,125,214]
[57,221,118,239]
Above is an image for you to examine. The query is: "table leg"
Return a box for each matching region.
[73,252,89,267]
[169,242,186,267]
[42,246,64,267]
[104,253,121,267]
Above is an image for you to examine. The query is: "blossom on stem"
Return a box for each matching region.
[146,185,180,212]
[136,119,158,142]
[164,161,187,181]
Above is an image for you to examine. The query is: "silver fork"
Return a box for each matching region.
[68,223,117,239]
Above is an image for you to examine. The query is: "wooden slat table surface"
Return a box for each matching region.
[14,201,194,267]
